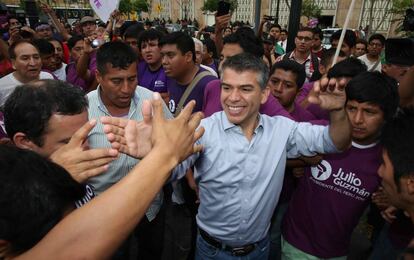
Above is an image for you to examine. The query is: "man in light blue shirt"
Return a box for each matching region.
[102,53,352,259]
[87,41,171,260]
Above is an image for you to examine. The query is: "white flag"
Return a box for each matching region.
[89,0,120,23]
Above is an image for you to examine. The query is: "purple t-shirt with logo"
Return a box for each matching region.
[202,79,293,119]
[168,67,217,114]
[282,142,382,258]
[137,60,168,93]
[66,52,97,92]
[295,81,330,121]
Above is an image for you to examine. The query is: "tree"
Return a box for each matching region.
[119,0,149,18]
[133,0,149,14]
[301,0,321,19]
[201,0,238,13]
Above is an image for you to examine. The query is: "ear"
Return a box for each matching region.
[11,59,16,70]
[13,132,39,151]
[185,51,193,63]
[261,87,270,105]
[405,174,414,195]
[96,69,103,85]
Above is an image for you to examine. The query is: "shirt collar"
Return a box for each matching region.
[221,112,264,133]
[289,50,312,63]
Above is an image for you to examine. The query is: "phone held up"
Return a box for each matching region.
[217,0,230,17]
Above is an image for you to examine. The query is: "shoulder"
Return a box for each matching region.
[135,85,155,99]
[39,71,55,79]
[0,73,14,83]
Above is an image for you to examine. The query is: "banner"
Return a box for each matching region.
[89,0,120,23]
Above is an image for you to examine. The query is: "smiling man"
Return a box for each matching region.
[0,39,53,106]
[103,53,353,260]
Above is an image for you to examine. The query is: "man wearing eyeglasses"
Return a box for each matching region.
[358,34,385,72]
[276,27,320,83]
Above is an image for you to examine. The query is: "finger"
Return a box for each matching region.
[328,78,337,92]
[193,126,205,144]
[101,116,128,126]
[142,99,153,125]
[103,124,126,137]
[307,81,321,105]
[81,148,118,161]
[193,144,204,154]
[177,100,196,122]
[188,111,204,131]
[151,92,165,124]
[69,119,97,146]
[78,156,117,171]
[319,77,329,92]
[78,165,110,182]
[337,77,348,91]
[106,133,127,145]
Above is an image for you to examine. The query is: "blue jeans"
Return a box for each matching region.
[195,233,270,260]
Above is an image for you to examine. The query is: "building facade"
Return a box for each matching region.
[3,0,403,36]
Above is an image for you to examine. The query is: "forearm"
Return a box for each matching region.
[17,146,176,260]
[214,30,224,57]
[48,11,71,40]
[76,52,91,80]
[328,108,351,151]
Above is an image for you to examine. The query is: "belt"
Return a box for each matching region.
[198,228,256,256]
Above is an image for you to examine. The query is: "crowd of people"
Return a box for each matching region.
[0,3,414,260]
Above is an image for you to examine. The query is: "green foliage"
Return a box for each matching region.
[134,0,149,13]
[119,0,149,14]
[119,0,133,14]
[301,0,322,19]
[391,0,414,36]
[201,0,238,13]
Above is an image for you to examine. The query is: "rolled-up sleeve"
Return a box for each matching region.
[286,122,339,158]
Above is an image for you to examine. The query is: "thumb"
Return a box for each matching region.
[151,92,165,125]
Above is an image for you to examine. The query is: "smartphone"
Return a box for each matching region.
[217,0,230,17]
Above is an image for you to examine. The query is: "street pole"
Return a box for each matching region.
[286,0,302,52]
[275,0,280,25]
[254,0,261,33]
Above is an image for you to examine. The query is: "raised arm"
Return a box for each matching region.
[17,93,204,260]
[308,77,352,151]
[40,2,72,41]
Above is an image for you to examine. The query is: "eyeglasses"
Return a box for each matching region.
[296,36,312,42]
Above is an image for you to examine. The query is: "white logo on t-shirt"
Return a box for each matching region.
[311,160,332,181]
[168,99,176,113]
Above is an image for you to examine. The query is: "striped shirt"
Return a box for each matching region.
[87,86,173,221]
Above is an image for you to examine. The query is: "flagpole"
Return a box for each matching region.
[332,0,357,65]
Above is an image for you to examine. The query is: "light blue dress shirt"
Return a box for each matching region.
[87,86,172,221]
[172,111,338,246]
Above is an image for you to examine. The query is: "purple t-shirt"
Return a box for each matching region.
[137,60,168,93]
[279,103,328,203]
[295,81,314,104]
[168,67,217,114]
[282,142,382,258]
[202,79,293,119]
[206,61,218,74]
[66,52,97,92]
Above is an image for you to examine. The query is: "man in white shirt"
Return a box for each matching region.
[358,34,385,72]
[0,39,53,106]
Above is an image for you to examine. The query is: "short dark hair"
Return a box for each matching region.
[346,71,399,122]
[96,41,138,74]
[221,53,269,90]
[356,38,368,48]
[327,57,367,78]
[331,29,357,48]
[4,80,88,147]
[67,34,84,50]
[281,29,288,34]
[223,29,264,57]
[270,60,306,88]
[0,145,84,254]
[123,23,145,41]
[202,38,218,59]
[269,24,281,31]
[8,39,39,59]
[159,31,196,62]
[320,48,346,67]
[298,27,314,35]
[312,28,323,40]
[381,108,414,184]
[138,28,164,50]
[32,38,55,55]
[368,33,386,46]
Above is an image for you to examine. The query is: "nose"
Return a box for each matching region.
[354,110,364,124]
[229,88,241,102]
[275,81,283,93]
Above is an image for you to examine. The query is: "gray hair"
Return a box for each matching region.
[220,53,269,89]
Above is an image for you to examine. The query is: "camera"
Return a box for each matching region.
[91,38,105,48]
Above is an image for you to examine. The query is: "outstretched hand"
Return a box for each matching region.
[50,119,119,183]
[308,77,347,111]
[102,92,205,163]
